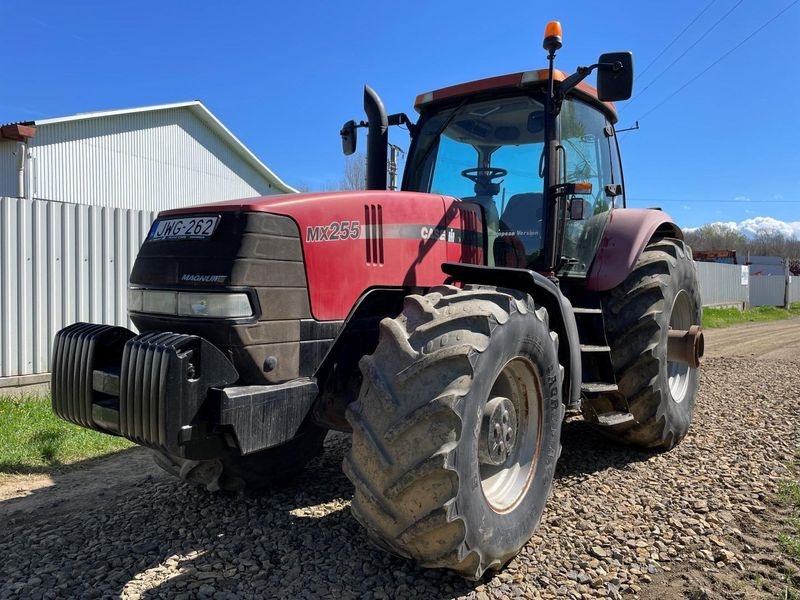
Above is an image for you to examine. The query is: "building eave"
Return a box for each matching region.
[24,101,297,193]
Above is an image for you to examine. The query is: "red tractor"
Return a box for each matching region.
[51,22,703,579]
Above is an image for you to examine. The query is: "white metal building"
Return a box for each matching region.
[0,102,295,386]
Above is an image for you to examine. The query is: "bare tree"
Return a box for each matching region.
[686,223,800,270]
[684,223,747,252]
[750,231,791,256]
[340,154,367,190]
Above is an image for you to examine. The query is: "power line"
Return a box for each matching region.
[631,198,797,204]
[622,0,746,113]
[635,0,719,82]
[635,0,800,121]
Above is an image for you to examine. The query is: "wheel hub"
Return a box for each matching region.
[479,396,517,466]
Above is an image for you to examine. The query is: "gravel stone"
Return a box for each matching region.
[1,328,799,599]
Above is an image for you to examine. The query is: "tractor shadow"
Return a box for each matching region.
[1,422,655,599]
[134,423,653,598]
[556,416,656,479]
[133,432,476,599]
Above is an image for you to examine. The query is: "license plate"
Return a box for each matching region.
[148,216,220,240]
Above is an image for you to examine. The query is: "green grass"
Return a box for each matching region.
[777,450,800,599]
[702,303,800,329]
[0,394,132,475]
[779,479,800,561]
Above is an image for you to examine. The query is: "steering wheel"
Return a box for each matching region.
[461,167,508,184]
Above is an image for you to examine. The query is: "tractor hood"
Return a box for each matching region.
[147,191,484,321]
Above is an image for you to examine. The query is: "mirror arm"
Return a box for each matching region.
[341,115,416,138]
[388,113,417,138]
[339,120,368,137]
[553,61,622,114]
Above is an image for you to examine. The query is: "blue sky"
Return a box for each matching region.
[2,1,798,235]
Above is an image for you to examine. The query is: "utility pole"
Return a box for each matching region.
[387,144,405,191]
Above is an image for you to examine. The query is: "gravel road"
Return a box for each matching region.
[1,320,798,599]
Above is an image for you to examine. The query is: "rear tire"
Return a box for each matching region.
[344,285,563,579]
[152,423,327,492]
[584,238,702,450]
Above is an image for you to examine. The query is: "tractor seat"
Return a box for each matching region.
[495,193,544,268]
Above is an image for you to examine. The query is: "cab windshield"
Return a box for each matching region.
[405,93,618,276]
[405,95,547,268]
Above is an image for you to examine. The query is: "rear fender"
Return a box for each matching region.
[586,208,682,292]
[441,262,581,409]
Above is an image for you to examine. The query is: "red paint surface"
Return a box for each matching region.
[586,208,681,292]
[162,191,485,321]
[414,69,617,122]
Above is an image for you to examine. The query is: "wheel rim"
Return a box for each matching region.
[667,290,693,403]
[478,357,542,512]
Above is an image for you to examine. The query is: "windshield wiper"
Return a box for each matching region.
[409,95,475,179]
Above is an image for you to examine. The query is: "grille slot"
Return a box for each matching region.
[364,204,384,265]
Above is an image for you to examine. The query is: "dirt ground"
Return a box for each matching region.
[1,319,798,599]
[702,318,800,360]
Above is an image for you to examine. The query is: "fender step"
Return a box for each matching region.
[580,344,612,353]
[580,382,619,393]
[594,411,635,427]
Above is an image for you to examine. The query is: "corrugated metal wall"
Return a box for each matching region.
[0,108,276,211]
[694,261,749,307]
[0,197,156,378]
[791,276,800,303]
[0,141,22,199]
[749,275,789,307]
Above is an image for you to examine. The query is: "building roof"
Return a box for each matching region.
[5,101,296,193]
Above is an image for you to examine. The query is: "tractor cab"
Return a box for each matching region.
[342,21,633,279]
[404,77,623,277]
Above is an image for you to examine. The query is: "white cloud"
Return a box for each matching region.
[773,194,784,200]
[737,216,800,239]
[734,195,751,202]
[695,217,800,239]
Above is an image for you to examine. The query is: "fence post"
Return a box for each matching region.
[785,259,791,309]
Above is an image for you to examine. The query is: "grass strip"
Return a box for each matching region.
[777,450,800,599]
[0,394,132,475]
[702,303,800,329]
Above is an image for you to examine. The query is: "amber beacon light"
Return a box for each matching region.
[543,20,563,54]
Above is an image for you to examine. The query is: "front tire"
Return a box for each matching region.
[584,238,702,450]
[344,285,563,579]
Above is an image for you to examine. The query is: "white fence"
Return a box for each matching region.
[749,276,786,307]
[693,261,798,308]
[0,196,156,379]
[0,200,797,381]
[694,262,749,308]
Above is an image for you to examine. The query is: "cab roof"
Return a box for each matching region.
[414,69,618,124]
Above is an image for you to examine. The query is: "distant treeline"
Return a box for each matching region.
[685,224,800,275]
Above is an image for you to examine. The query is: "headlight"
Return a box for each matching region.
[143,290,178,315]
[178,292,252,318]
[128,289,143,312]
[128,289,253,318]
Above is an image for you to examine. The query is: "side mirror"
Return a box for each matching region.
[569,197,586,220]
[340,120,357,156]
[596,52,634,102]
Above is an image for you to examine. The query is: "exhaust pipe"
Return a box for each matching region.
[364,85,388,190]
[667,325,704,368]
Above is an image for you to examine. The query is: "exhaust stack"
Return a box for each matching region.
[364,85,388,190]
